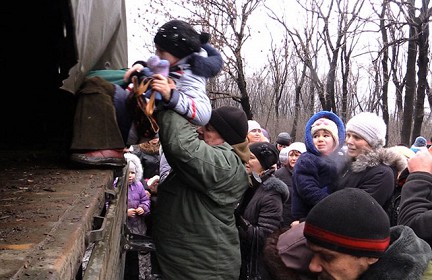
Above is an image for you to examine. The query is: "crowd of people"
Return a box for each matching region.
[69,18,432,280]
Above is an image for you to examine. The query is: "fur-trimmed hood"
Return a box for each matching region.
[124,153,143,182]
[350,147,407,174]
[262,176,290,203]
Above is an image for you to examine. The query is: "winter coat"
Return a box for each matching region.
[127,181,151,235]
[398,171,432,247]
[153,110,249,280]
[237,176,289,280]
[162,54,211,126]
[71,76,126,150]
[292,152,341,220]
[359,225,432,280]
[334,148,406,206]
[274,166,295,227]
[131,142,160,179]
[291,111,346,221]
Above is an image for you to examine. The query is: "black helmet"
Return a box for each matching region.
[276,132,292,146]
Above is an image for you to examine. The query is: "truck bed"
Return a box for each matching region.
[0,151,127,280]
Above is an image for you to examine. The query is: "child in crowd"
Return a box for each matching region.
[124,20,223,133]
[291,111,345,223]
[123,152,150,235]
[124,19,223,182]
[70,20,223,167]
[123,152,151,280]
[275,142,307,227]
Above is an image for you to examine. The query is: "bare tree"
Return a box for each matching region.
[412,0,431,141]
[267,1,324,113]
[183,0,266,119]
[267,35,291,130]
[387,0,432,145]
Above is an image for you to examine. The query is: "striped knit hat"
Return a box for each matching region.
[304,188,390,258]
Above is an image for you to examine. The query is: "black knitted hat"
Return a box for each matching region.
[304,188,390,258]
[249,142,279,170]
[154,20,202,59]
[209,106,248,145]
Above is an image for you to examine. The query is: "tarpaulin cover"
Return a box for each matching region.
[61,0,128,94]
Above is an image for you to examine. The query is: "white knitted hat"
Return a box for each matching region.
[248,120,262,133]
[346,112,387,148]
[279,142,306,164]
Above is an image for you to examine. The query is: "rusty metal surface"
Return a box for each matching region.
[0,151,120,279]
[83,167,128,280]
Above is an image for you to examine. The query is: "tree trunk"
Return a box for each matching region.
[401,0,417,146]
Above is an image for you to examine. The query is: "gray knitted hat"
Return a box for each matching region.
[346,112,387,149]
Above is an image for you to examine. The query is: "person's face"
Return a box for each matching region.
[345,132,371,158]
[313,129,336,156]
[308,243,378,280]
[155,45,179,66]
[276,143,289,151]
[128,170,136,184]
[248,129,263,144]
[197,124,224,146]
[288,150,302,168]
[248,152,264,174]
[149,137,159,145]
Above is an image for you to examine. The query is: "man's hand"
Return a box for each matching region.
[124,64,144,83]
[408,150,432,174]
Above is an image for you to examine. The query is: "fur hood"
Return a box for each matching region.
[138,141,160,155]
[350,147,407,174]
[124,153,143,182]
[262,176,290,203]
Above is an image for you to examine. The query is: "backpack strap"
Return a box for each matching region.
[132,76,159,133]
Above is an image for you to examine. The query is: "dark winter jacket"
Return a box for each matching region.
[154,110,249,280]
[131,142,160,179]
[292,152,341,220]
[398,171,432,247]
[334,148,406,206]
[274,166,295,227]
[237,175,289,280]
[359,225,432,280]
[291,111,346,220]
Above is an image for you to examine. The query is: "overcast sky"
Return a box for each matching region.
[125,0,300,71]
